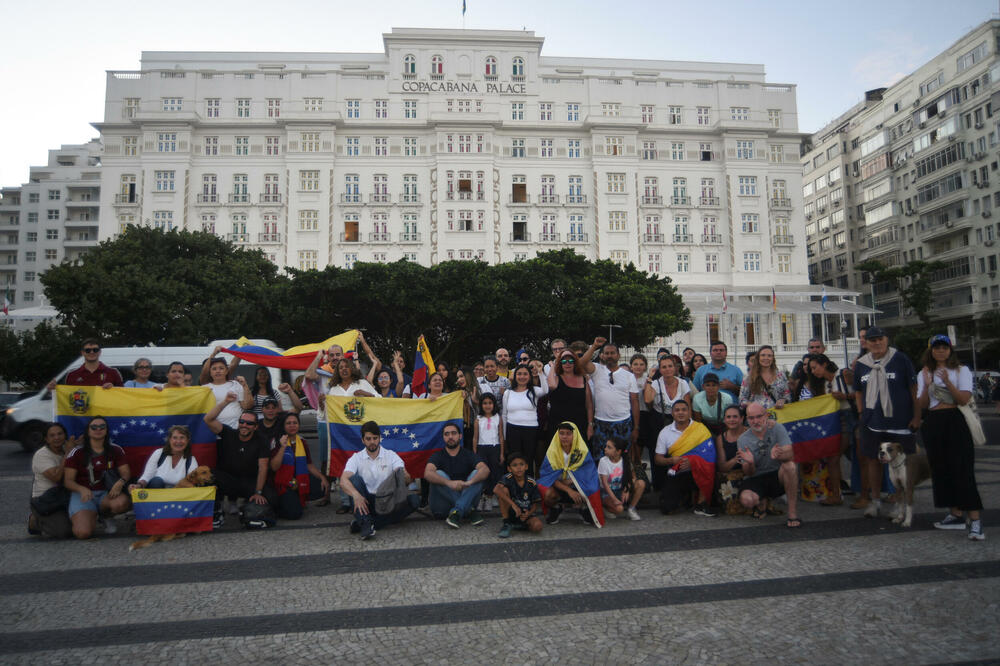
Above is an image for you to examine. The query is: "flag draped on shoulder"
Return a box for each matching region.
[326,391,462,479]
[667,421,716,502]
[225,331,360,370]
[536,422,605,527]
[769,394,841,463]
[56,386,218,476]
[131,486,215,535]
[411,335,435,397]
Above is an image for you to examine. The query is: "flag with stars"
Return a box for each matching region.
[326,392,463,479]
[768,394,841,463]
[131,486,216,535]
[56,386,218,479]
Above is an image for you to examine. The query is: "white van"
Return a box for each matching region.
[3,339,313,451]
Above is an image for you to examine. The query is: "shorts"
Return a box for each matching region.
[550,488,576,505]
[859,428,916,459]
[69,489,108,517]
[508,511,538,528]
[601,486,624,501]
[740,470,784,500]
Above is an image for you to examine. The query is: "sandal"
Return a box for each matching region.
[786,517,803,528]
[752,506,766,520]
[335,506,351,514]
[765,500,784,516]
[819,496,843,506]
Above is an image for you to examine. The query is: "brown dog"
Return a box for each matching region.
[878,442,931,528]
[129,466,214,551]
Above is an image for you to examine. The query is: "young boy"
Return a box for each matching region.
[494,453,543,538]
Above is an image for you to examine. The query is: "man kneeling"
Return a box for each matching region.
[494,453,543,538]
[424,423,490,528]
[737,403,801,527]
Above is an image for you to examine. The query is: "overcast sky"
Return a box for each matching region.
[1,0,996,186]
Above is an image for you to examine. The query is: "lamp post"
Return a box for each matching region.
[601,323,622,345]
[840,318,849,369]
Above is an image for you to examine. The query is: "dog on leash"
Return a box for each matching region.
[876,442,931,527]
[129,466,214,551]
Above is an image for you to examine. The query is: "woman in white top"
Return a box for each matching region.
[916,334,984,540]
[328,358,378,397]
[643,356,691,426]
[202,356,252,429]
[129,426,199,490]
[410,372,448,400]
[502,364,549,475]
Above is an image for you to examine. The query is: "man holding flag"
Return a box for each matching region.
[654,401,717,517]
[537,422,605,527]
[737,403,801,527]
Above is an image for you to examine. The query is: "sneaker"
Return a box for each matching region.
[100,517,118,535]
[360,523,376,540]
[349,520,361,534]
[968,520,986,541]
[934,513,967,530]
[546,504,563,525]
[498,522,513,539]
[468,510,484,526]
[246,520,268,529]
[27,514,40,536]
[446,510,461,529]
[212,512,225,530]
[694,503,717,518]
[581,508,594,525]
[491,496,499,509]
[863,501,880,519]
[626,506,641,521]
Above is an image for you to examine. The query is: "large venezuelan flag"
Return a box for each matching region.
[536,423,605,527]
[668,421,717,502]
[326,391,462,479]
[131,486,215,535]
[56,386,218,477]
[225,331,360,370]
[769,394,841,463]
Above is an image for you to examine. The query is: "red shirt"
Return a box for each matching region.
[65,362,123,387]
[64,444,127,490]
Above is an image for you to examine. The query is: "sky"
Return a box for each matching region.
[1,0,997,186]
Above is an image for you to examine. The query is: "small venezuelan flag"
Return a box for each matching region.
[225,331,360,370]
[131,486,216,535]
[770,394,841,463]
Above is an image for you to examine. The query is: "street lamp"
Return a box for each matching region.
[601,323,622,345]
[840,319,849,369]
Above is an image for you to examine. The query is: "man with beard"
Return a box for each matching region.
[424,423,490,528]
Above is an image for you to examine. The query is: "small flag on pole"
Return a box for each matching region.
[821,286,828,312]
[772,287,778,312]
[722,288,728,313]
[462,0,466,15]
[1,288,9,315]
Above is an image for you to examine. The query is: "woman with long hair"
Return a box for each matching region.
[28,422,74,538]
[130,425,198,490]
[62,415,131,539]
[545,349,590,447]
[644,355,691,426]
[810,354,854,506]
[414,372,448,400]
[503,364,549,475]
[686,353,708,381]
[738,345,790,409]
[328,358,377,397]
[269,412,329,520]
[455,369,481,449]
[917,335,984,540]
[250,366,281,418]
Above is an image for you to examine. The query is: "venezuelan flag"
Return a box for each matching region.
[769,394,841,463]
[326,391,462,479]
[225,331,360,370]
[411,334,435,396]
[536,423,605,527]
[668,421,717,502]
[131,486,216,535]
[56,386,218,477]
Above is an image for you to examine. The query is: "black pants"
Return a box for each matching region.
[922,408,983,511]
[658,469,697,514]
[506,424,540,475]
[275,481,325,520]
[478,445,503,496]
[214,470,258,511]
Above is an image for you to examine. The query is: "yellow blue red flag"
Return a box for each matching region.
[225,330,360,370]
[411,334,435,396]
[769,394,841,463]
[131,486,216,535]
[667,421,716,502]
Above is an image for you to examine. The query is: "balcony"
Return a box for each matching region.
[508,194,531,206]
[399,232,422,243]
[63,238,99,249]
[340,232,361,243]
[258,232,282,243]
[642,233,664,243]
[641,195,662,206]
[566,232,589,243]
[259,193,282,204]
[535,232,560,243]
[113,194,140,206]
[702,234,722,244]
[196,193,218,204]
[772,234,795,245]
[368,232,391,243]
[538,194,560,204]
[770,197,792,209]
[565,195,587,205]
[227,233,250,243]
[399,193,422,205]
[509,232,532,242]
[456,191,474,201]
[228,193,250,205]
[672,233,693,243]
[341,193,362,205]
[65,199,99,208]
[671,196,690,206]
[0,217,19,227]
[920,217,973,242]
[369,193,391,205]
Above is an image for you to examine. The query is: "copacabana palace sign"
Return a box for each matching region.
[399,80,527,94]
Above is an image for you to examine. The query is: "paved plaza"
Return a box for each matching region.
[1,429,998,664]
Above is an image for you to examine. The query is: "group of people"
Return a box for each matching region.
[27,328,986,542]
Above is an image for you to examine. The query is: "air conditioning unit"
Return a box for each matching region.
[919,121,926,129]
[913,99,920,108]
[987,239,996,246]
[976,122,985,129]
[946,220,953,227]
[939,110,946,119]
[990,270,997,278]
[984,210,992,218]
[949,135,956,141]
[852,170,859,178]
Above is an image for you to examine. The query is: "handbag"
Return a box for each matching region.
[241,501,277,528]
[958,400,987,447]
[30,485,71,516]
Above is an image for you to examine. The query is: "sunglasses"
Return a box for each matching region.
[608,370,615,385]
[89,423,107,431]
[560,358,575,364]
[238,419,257,426]
[83,347,100,353]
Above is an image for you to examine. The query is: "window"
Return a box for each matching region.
[511,102,524,120]
[568,176,583,203]
[346,137,359,156]
[736,140,754,159]
[26,232,37,242]
[606,136,623,156]
[737,176,757,196]
[373,174,389,201]
[610,250,629,268]
[777,254,791,273]
[511,138,525,158]
[304,97,323,112]
[47,189,60,201]
[772,179,787,200]
[47,209,59,220]
[205,99,219,118]
[608,211,627,231]
[374,99,388,119]
[512,57,524,77]
[157,133,177,152]
[373,137,388,157]
[671,142,684,160]
[697,106,710,125]
[232,174,248,203]
[539,103,552,120]
[123,136,137,156]
[677,253,690,272]
[642,141,657,160]
[567,139,581,158]
[741,214,759,233]
[44,249,57,261]
[234,136,249,156]
[669,106,682,124]
[769,145,783,163]
[706,253,718,272]
[648,253,661,273]
[299,250,318,270]
[485,56,497,77]
[28,193,39,203]
[957,42,987,73]
[404,137,418,156]
[42,229,56,242]
[730,107,749,120]
[152,211,173,231]
[607,173,626,193]
[602,103,622,117]
[27,213,37,224]
[768,109,781,128]
[236,98,250,118]
[431,55,443,75]
[299,210,319,231]
[743,252,761,272]
[672,178,687,202]
[162,98,182,112]
[404,100,417,119]
[403,54,416,75]
[266,136,281,156]
[23,271,34,282]
[403,174,418,202]
[155,170,175,192]
[346,99,360,119]
[344,174,360,203]
[267,98,281,118]
[567,103,579,121]
[300,170,320,191]
[540,138,553,158]
[124,98,140,119]
[641,105,655,123]
[263,174,280,202]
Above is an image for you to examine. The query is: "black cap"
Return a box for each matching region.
[262,397,279,407]
[702,372,720,384]
[865,326,887,339]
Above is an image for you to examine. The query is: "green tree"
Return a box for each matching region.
[0,322,79,387]
[41,226,288,345]
[856,259,946,326]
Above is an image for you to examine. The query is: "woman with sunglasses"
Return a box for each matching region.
[63,416,131,539]
[125,358,157,388]
[545,350,591,454]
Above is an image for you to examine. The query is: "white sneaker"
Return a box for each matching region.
[626,506,641,521]
[968,520,986,541]
[491,496,499,509]
[99,517,117,535]
[863,500,880,519]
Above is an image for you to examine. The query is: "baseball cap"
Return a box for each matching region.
[865,326,887,339]
[702,372,720,384]
[262,397,279,407]
[929,334,952,347]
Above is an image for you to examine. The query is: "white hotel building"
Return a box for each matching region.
[94,28,862,362]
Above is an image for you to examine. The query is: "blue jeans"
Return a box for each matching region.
[349,476,418,532]
[147,477,170,489]
[428,470,483,519]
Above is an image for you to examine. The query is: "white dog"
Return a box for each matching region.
[876,442,931,528]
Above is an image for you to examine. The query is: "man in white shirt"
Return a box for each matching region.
[582,338,639,457]
[340,420,417,540]
[653,401,714,517]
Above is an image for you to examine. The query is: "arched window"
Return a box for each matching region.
[431,55,443,75]
[403,54,415,75]
[485,56,497,76]
[512,57,524,77]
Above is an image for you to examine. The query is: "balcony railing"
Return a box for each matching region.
[538,194,560,204]
[770,197,792,208]
[539,232,561,242]
[671,196,690,205]
[508,194,531,205]
[113,194,139,205]
[227,233,250,243]
[642,233,663,243]
[509,232,532,242]
[341,193,361,204]
[772,234,795,245]
[228,193,250,204]
[369,232,391,243]
[260,193,282,204]
[258,232,282,243]
[673,233,693,243]
[641,195,662,205]
[399,232,422,243]
[699,196,719,206]
[565,195,587,205]
[369,193,390,204]
[340,233,360,242]
[196,193,218,204]
[566,232,589,243]
[702,234,722,244]
[399,193,421,204]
